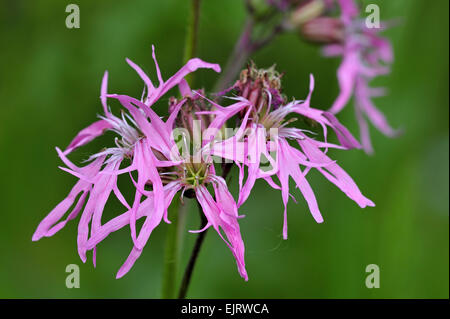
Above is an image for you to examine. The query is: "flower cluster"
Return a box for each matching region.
[33,0,398,284]
[33,44,375,280]
[33,46,251,279]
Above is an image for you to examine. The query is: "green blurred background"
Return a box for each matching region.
[0,0,448,298]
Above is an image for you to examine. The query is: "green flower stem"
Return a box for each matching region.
[161,196,187,298]
[213,17,255,93]
[183,0,202,86]
[177,200,208,299]
[214,6,284,93]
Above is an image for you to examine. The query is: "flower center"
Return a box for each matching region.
[180,159,210,188]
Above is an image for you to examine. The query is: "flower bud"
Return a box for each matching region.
[289,0,325,26]
[300,17,345,44]
[170,90,212,140]
[233,62,286,119]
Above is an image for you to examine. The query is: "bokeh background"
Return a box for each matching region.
[0,0,448,298]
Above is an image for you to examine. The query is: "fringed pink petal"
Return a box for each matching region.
[322,112,361,149]
[64,120,112,155]
[115,182,180,278]
[196,185,248,281]
[299,138,375,208]
[100,71,110,115]
[145,46,221,106]
[328,52,359,114]
[126,58,155,93]
[277,139,323,237]
[355,101,374,154]
[77,157,118,262]
[32,156,105,241]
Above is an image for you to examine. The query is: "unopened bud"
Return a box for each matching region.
[300,17,345,44]
[170,90,212,141]
[289,0,325,26]
[234,62,286,118]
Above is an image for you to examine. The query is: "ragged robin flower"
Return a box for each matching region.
[322,0,400,153]
[203,63,374,239]
[33,47,248,280]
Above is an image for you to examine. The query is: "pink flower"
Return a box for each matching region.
[204,66,374,239]
[324,0,399,153]
[33,47,250,280]
[100,94,249,280]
